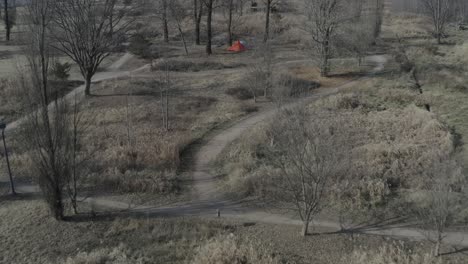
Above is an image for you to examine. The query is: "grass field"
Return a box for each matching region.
[2,197,467,264]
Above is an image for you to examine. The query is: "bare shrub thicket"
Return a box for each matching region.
[419,0,452,44]
[348,242,442,264]
[192,234,278,264]
[246,42,274,102]
[260,108,352,236]
[409,154,467,256]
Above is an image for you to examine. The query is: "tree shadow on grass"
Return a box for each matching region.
[439,246,468,256]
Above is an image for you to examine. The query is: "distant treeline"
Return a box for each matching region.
[391,0,468,23]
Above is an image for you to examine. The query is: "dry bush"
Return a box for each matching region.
[383,13,431,39]
[0,78,24,122]
[273,73,320,98]
[348,243,442,264]
[64,244,138,264]
[191,234,278,264]
[225,87,254,100]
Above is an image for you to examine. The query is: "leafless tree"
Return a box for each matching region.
[52,0,133,96]
[372,0,385,42]
[337,18,373,67]
[66,94,94,214]
[453,0,468,25]
[202,0,215,55]
[411,153,466,256]
[224,0,245,45]
[2,0,14,41]
[162,0,169,42]
[169,0,189,55]
[153,0,170,43]
[19,0,69,220]
[227,0,234,45]
[263,0,280,43]
[261,108,350,236]
[304,0,345,77]
[193,0,203,45]
[157,59,172,131]
[247,41,273,100]
[419,0,451,44]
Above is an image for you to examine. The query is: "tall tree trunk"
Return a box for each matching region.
[373,0,383,43]
[321,47,330,76]
[177,21,189,55]
[53,184,64,220]
[194,0,203,45]
[436,0,442,44]
[4,0,10,41]
[435,232,442,256]
[206,0,213,55]
[263,0,271,43]
[227,0,234,45]
[301,221,309,236]
[162,0,169,43]
[85,73,92,96]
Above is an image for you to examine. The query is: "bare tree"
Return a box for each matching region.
[411,154,466,256]
[169,0,189,55]
[66,94,94,214]
[19,0,69,220]
[263,0,279,43]
[419,0,451,44]
[227,0,234,45]
[261,108,350,236]
[202,0,215,55]
[304,0,345,77]
[372,0,385,42]
[157,59,172,131]
[3,0,11,41]
[155,0,170,43]
[248,41,273,100]
[52,0,133,96]
[193,0,203,45]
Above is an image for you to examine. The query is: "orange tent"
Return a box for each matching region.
[228,40,247,52]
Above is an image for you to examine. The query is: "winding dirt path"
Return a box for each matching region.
[5,52,147,133]
[7,54,468,248]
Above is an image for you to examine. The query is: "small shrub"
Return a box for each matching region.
[226,87,253,100]
[129,33,152,59]
[275,74,320,97]
[336,94,362,110]
[241,104,259,114]
[50,61,71,81]
[453,84,468,92]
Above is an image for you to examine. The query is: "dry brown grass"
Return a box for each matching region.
[192,234,278,264]
[348,242,442,264]
[2,197,468,264]
[218,89,452,211]
[0,199,229,264]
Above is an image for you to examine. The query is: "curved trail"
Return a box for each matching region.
[8,55,468,247]
[5,52,147,132]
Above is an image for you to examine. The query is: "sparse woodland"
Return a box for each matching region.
[1,0,468,263]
